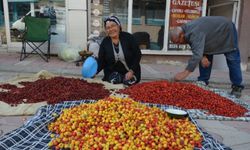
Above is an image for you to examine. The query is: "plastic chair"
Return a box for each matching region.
[20,16,52,62]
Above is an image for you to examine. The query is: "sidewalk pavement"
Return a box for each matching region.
[0,52,250,149]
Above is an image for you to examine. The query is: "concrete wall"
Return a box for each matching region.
[238,0,250,70]
[141,54,190,64]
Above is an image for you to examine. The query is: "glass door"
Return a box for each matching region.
[3,0,66,53]
[8,1,31,43]
[208,0,239,27]
[207,0,240,70]
[0,0,6,46]
[3,0,33,48]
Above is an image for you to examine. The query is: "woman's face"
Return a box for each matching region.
[105,21,120,38]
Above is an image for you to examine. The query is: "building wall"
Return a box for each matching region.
[141,54,190,64]
[238,0,250,70]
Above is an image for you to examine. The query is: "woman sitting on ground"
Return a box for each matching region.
[96,16,141,86]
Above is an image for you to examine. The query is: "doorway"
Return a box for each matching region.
[207,0,240,70]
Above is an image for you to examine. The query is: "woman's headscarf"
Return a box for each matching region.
[104,15,122,31]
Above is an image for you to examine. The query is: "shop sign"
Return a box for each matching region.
[168,0,203,51]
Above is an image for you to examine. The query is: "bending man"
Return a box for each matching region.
[170,16,244,97]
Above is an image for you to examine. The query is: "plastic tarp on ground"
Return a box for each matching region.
[188,83,250,122]
[0,100,231,150]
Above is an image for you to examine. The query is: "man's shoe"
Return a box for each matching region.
[230,85,243,98]
[196,80,207,86]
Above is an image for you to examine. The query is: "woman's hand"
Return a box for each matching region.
[125,69,134,80]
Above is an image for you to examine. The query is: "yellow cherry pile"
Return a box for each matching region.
[48,97,202,150]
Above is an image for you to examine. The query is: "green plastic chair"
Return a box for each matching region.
[20,16,51,62]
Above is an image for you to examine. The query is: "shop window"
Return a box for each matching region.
[8,2,30,42]
[35,1,65,44]
[90,0,166,50]
[8,0,65,43]
[132,0,166,50]
[145,2,165,26]
[90,0,205,52]
[132,4,141,25]
[90,0,128,36]
[0,0,6,45]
